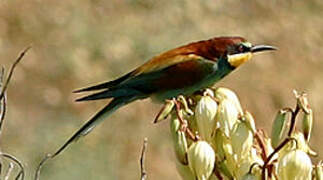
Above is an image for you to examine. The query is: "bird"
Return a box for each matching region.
[53,36,276,156]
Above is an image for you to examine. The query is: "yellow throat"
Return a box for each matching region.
[227,52,253,68]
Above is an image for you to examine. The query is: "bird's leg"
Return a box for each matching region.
[173,99,199,141]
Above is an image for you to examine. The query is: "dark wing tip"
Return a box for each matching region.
[75,96,88,102]
[75,89,113,102]
[73,89,83,93]
[73,88,89,93]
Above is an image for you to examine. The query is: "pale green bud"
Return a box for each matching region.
[277,149,312,180]
[242,111,257,134]
[187,114,199,140]
[271,109,288,148]
[187,141,215,180]
[213,87,243,114]
[216,160,234,180]
[216,99,239,137]
[222,139,238,175]
[170,116,188,164]
[175,161,195,180]
[236,148,263,178]
[213,129,227,161]
[231,121,253,161]
[208,174,221,180]
[279,132,317,158]
[154,100,174,123]
[241,173,259,180]
[314,161,322,180]
[302,108,313,142]
[292,132,317,157]
[195,95,218,141]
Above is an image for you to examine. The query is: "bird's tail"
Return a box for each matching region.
[52,95,140,157]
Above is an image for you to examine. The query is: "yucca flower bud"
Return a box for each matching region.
[213,87,243,114]
[195,95,218,141]
[271,109,288,148]
[241,173,259,180]
[236,148,263,179]
[175,161,195,180]
[302,108,313,142]
[204,88,215,97]
[213,129,227,161]
[231,121,253,161]
[216,160,234,180]
[187,141,215,180]
[154,100,175,123]
[277,149,312,180]
[216,98,239,137]
[292,132,317,157]
[242,111,257,134]
[222,140,238,175]
[213,129,239,175]
[170,115,188,164]
[314,161,322,180]
[278,132,317,159]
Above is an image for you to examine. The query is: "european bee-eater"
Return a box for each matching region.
[54,36,276,155]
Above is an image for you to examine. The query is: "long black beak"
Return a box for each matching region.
[251,45,278,53]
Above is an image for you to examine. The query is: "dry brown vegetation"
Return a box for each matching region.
[0,0,322,179]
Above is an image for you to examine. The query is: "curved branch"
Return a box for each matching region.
[0,46,31,101]
[34,154,52,180]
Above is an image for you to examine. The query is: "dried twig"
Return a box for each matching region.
[0,46,31,101]
[287,103,300,137]
[0,47,31,136]
[140,138,148,180]
[0,67,6,136]
[0,47,30,180]
[34,154,52,180]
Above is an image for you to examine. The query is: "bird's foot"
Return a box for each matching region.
[174,98,199,141]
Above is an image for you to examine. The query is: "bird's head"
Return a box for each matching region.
[211,37,277,68]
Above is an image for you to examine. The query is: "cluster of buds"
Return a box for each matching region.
[155,88,322,180]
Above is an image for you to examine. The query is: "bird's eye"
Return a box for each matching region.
[238,45,244,52]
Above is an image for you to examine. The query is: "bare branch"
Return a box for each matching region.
[0,67,6,136]
[261,138,294,180]
[34,154,52,180]
[140,138,148,180]
[0,46,31,101]
[287,100,301,137]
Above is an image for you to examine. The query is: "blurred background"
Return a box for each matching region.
[0,0,322,179]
